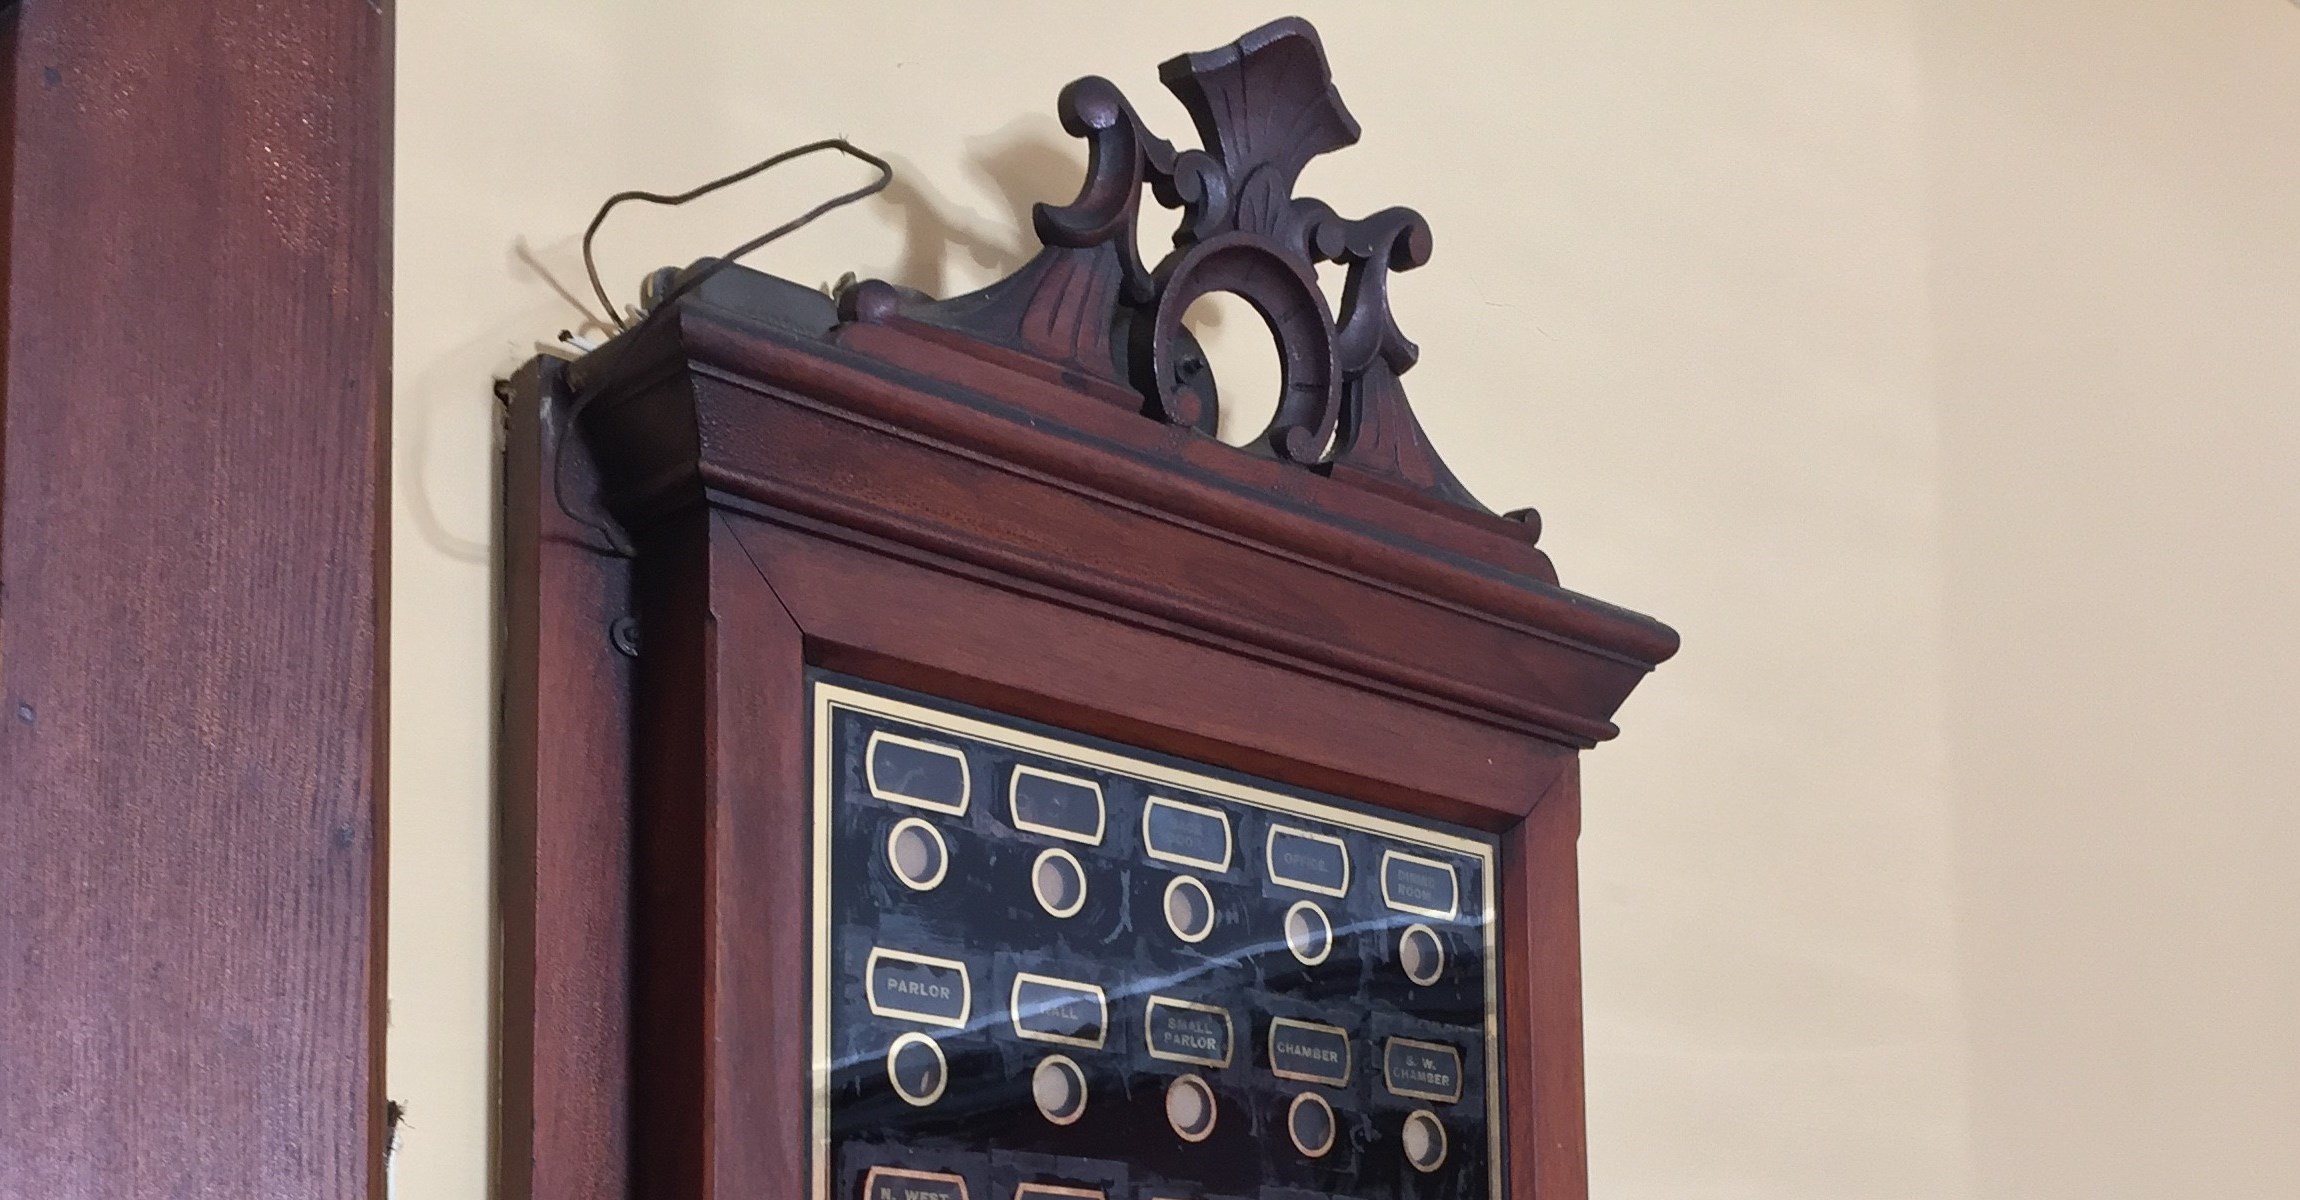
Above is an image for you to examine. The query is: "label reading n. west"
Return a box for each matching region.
[1144,996,1234,1067]
[862,1167,969,1200]
[1010,974,1108,1048]
[1383,1037,1465,1104]
[1380,850,1461,919]
[1265,825,1349,895]
[1142,796,1233,872]
[1268,1018,1352,1087]
[865,948,972,1028]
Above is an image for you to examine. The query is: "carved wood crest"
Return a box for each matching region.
[836,18,1538,544]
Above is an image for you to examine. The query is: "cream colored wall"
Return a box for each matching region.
[392,3,2300,1198]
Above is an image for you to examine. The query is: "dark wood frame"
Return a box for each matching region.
[501,19,1671,1200]
[0,1,391,1196]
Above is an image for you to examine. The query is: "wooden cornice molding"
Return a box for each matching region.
[560,18,1677,749]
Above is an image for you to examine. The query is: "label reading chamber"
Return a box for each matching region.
[1267,1018,1352,1087]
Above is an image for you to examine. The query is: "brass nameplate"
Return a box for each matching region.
[1008,766,1106,844]
[1143,996,1234,1067]
[1009,973,1108,1049]
[864,948,971,1029]
[1384,1037,1466,1104]
[1380,849,1461,919]
[1141,795,1233,872]
[1268,1017,1352,1087]
[862,1167,969,1200]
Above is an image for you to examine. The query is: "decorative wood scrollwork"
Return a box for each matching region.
[837,17,1522,534]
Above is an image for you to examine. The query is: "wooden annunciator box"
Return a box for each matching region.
[502,17,1676,1200]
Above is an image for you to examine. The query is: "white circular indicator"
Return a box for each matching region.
[885,818,948,891]
[885,1032,947,1107]
[1031,1054,1088,1125]
[1286,1090,1337,1158]
[1165,1073,1218,1142]
[1283,899,1333,966]
[1402,1108,1448,1172]
[1031,847,1088,919]
[1163,875,1215,943]
[1399,922,1445,985]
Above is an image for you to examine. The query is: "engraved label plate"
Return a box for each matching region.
[1381,849,1462,919]
[1265,825,1349,896]
[1008,766,1106,844]
[862,1167,970,1200]
[1013,1186,1104,1200]
[1010,973,1109,1049]
[1384,1037,1466,1104]
[866,731,972,815]
[1267,1017,1352,1087]
[1143,996,1235,1068]
[865,948,972,1028]
[1141,795,1233,872]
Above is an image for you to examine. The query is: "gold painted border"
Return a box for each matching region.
[1264,823,1351,897]
[1281,899,1334,966]
[1383,1036,1467,1104]
[1028,847,1089,919]
[1285,1090,1339,1158]
[863,729,973,815]
[1142,995,1235,1068]
[1266,1017,1352,1087]
[1008,765,1108,845]
[885,817,951,892]
[1008,972,1109,1049]
[860,1166,971,1200]
[885,1031,949,1107]
[1379,848,1463,920]
[864,946,974,1029]
[1140,794,1235,872]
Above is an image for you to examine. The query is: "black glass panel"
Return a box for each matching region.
[813,673,1502,1200]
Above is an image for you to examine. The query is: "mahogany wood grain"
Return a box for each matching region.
[726,515,1572,830]
[1504,766,1592,1199]
[0,2,390,1196]
[500,359,635,1200]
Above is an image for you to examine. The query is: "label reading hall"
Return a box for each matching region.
[1267,1018,1352,1087]
[1142,796,1233,871]
[1265,825,1349,896]
[1380,849,1461,919]
[865,948,971,1028]
[862,1167,969,1200]
[1383,1037,1465,1104]
[1010,974,1108,1048]
[865,731,972,815]
[1144,996,1234,1067]
[1008,766,1106,844]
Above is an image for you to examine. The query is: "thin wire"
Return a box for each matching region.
[581,137,892,332]
[554,138,894,557]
